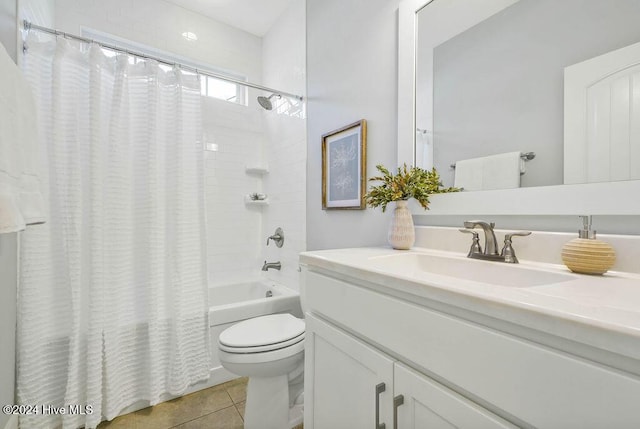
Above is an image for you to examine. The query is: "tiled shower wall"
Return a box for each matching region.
[203,98,265,285]
[261,0,307,292]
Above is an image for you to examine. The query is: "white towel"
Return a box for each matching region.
[0,43,45,233]
[453,157,484,191]
[482,151,522,190]
[454,151,522,191]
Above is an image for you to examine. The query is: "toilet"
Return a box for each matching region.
[218,313,305,429]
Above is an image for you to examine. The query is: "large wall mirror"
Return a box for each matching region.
[398,0,640,215]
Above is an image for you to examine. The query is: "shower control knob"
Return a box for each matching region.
[266,227,284,247]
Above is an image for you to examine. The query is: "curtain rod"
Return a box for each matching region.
[22,20,304,102]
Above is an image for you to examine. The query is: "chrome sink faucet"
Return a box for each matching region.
[460,220,531,263]
[463,220,499,255]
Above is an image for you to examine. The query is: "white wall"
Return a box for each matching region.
[261,0,306,291]
[0,231,16,429]
[0,0,16,59]
[306,0,401,250]
[0,2,18,426]
[54,0,262,84]
[20,0,55,28]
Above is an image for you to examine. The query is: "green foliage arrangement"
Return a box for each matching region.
[365,164,459,212]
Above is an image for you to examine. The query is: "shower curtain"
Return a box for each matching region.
[17,36,210,429]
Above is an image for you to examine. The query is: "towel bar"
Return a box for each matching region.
[450,152,535,169]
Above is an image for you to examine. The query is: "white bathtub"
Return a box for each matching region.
[208,280,300,326]
[204,280,302,387]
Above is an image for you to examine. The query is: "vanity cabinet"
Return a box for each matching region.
[393,362,514,429]
[305,313,511,429]
[302,266,640,428]
[304,314,394,428]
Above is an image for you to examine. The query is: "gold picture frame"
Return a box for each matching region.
[322,119,367,210]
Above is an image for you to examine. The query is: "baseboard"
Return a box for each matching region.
[3,415,18,429]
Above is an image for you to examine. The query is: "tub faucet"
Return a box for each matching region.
[262,261,281,271]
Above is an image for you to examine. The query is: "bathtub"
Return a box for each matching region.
[204,280,302,388]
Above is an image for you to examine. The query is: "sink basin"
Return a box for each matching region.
[368,253,574,288]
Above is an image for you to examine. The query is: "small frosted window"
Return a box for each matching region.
[86,30,246,106]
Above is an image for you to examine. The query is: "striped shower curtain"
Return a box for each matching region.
[17,35,210,429]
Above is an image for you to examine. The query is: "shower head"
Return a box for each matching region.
[257,93,281,110]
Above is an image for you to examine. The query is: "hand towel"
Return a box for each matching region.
[454,151,522,191]
[481,151,522,190]
[0,43,45,233]
[454,157,484,191]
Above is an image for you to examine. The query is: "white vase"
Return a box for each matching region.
[388,200,415,250]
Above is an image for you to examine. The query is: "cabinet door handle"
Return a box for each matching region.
[375,382,386,429]
[393,395,404,429]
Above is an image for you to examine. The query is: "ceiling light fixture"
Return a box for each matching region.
[181,31,198,41]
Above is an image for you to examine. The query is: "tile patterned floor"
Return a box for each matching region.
[97,378,303,429]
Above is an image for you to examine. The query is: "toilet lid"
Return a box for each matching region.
[219,332,304,354]
[219,314,305,349]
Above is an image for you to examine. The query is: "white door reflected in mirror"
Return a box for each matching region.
[564,40,640,185]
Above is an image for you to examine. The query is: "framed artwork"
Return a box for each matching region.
[322,119,367,209]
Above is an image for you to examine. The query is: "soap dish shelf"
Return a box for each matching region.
[245,165,269,175]
[244,195,269,206]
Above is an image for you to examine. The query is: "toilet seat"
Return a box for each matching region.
[218,337,305,365]
[219,332,304,353]
[218,314,305,354]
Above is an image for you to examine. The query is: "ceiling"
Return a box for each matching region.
[165,0,295,37]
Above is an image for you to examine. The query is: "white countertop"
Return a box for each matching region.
[300,247,640,362]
